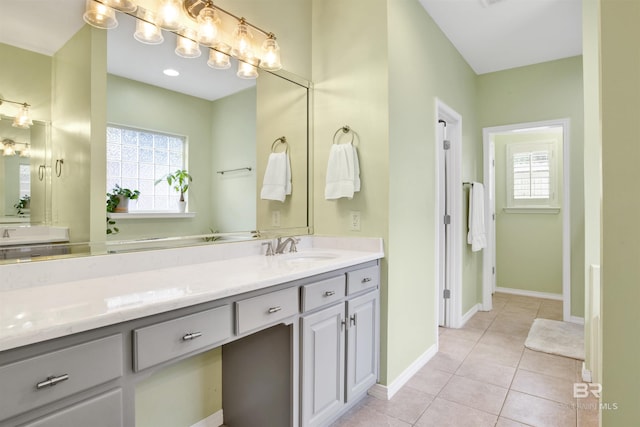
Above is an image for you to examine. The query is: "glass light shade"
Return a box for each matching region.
[175,29,201,58]
[157,0,183,31]
[207,47,231,69]
[19,145,31,158]
[12,105,33,129]
[232,21,254,59]
[83,0,118,29]
[104,0,137,12]
[237,57,259,79]
[260,35,282,71]
[3,143,15,156]
[196,6,220,47]
[134,15,164,45]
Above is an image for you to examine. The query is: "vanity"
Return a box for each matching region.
[0,236,383,427]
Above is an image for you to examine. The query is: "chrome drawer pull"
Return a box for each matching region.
[182,332,203,341]
[36,374,69,390]
[361,277,372,283]
[324,290,335,297]
[268,306,282,314]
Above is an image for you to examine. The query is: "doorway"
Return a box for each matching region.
[436,99,462,328]
[482,119,571,321]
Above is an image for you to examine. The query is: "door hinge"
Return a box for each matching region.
[492,159,495,167]
[492,266,495,275]
[492,213,495,221]
[444,214,451,225]
[443,140,451,150]
[443,289,451,299]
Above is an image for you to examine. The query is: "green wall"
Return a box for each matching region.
[136,349,222,427]
[600,0,640,423]
[477,56,585,317]
[387,0,480,382]
[210,88,257,233]
[493,131,563,295]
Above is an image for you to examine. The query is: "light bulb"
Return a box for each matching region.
[197,6,220,47]
[3,143,15,156]
[207,46,231,69]
[104,0,137,13]
[233,20,254,59]
[175,29,201,58]
[12,104,32,129]
[237,57,259,79]
[83,0,118,29]
[157,0,183,31]
[260,34,282,71]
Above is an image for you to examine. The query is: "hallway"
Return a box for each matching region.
[332,293,599,427]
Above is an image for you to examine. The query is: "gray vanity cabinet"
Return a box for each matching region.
[300,266,380,427]
[301,302,346,427]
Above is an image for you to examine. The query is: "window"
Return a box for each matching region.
[506,141,558,209]
[19,164,30,198]
[106,125,186,212]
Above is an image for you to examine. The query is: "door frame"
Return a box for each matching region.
[435,98,463,328]
[482,118,572,321]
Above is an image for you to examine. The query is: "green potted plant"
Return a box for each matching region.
[14,194,30,215]
[107,184,140,214]
[156,169,192,212]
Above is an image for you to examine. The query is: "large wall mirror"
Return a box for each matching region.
[0,0,310,261]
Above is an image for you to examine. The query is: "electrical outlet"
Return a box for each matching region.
[349,211,361,231]
[271,210,281,227]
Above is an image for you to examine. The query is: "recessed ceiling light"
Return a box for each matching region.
[163,68,180,77]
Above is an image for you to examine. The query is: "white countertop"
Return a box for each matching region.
[0,236,383,352]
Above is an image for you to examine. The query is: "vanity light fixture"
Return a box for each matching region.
[1,139,16,157]
[0,97,33,129]
[19,144,31,158]
[83,0,283,79]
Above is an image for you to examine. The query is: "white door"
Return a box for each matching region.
[437,120,450,327]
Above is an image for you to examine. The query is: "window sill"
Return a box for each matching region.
[503,207,560,214]
[108,212,196,219]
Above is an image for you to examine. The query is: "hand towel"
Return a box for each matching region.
[467,182,487,252]
[260,152,291,202]
[325,143,360,200]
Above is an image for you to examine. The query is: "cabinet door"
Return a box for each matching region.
[346,291,378,402]
[301,303,345,427]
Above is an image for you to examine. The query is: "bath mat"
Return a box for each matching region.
[525,318,585,360]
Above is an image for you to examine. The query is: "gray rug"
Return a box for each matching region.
[525,318,585,360]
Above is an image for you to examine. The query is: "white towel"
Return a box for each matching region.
[467,182,487,252]
[260,152,291,202]
[325,143,360,200]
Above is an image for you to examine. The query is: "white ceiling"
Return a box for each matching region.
[418,0,583,75]
[1,0,583,98]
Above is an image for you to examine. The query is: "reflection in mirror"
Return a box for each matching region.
[0,118,49,225]
[0,0,310,262]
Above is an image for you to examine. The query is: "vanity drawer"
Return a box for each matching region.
[0,334,122,421]
[301,276,346,312]
[22,388,123,427]
[236,287,299,335]
[347,265,379,295]
[133,305,232,371]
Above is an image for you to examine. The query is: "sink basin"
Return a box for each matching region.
[282,252,339,263]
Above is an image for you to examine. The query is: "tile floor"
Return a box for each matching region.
[331,293,600,427]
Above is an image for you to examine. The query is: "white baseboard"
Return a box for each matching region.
[582,362,593,383]
[569,316,585,325]
[460,304,480,327]
[368,343,437,400]
[191,410,224,427]
[495,287,563,301]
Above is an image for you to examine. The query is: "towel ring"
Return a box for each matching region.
[333,125,354,145]
[271,136,288,153]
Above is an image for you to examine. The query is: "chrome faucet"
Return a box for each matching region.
[275,237,299,254]
[2,228,14,238]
